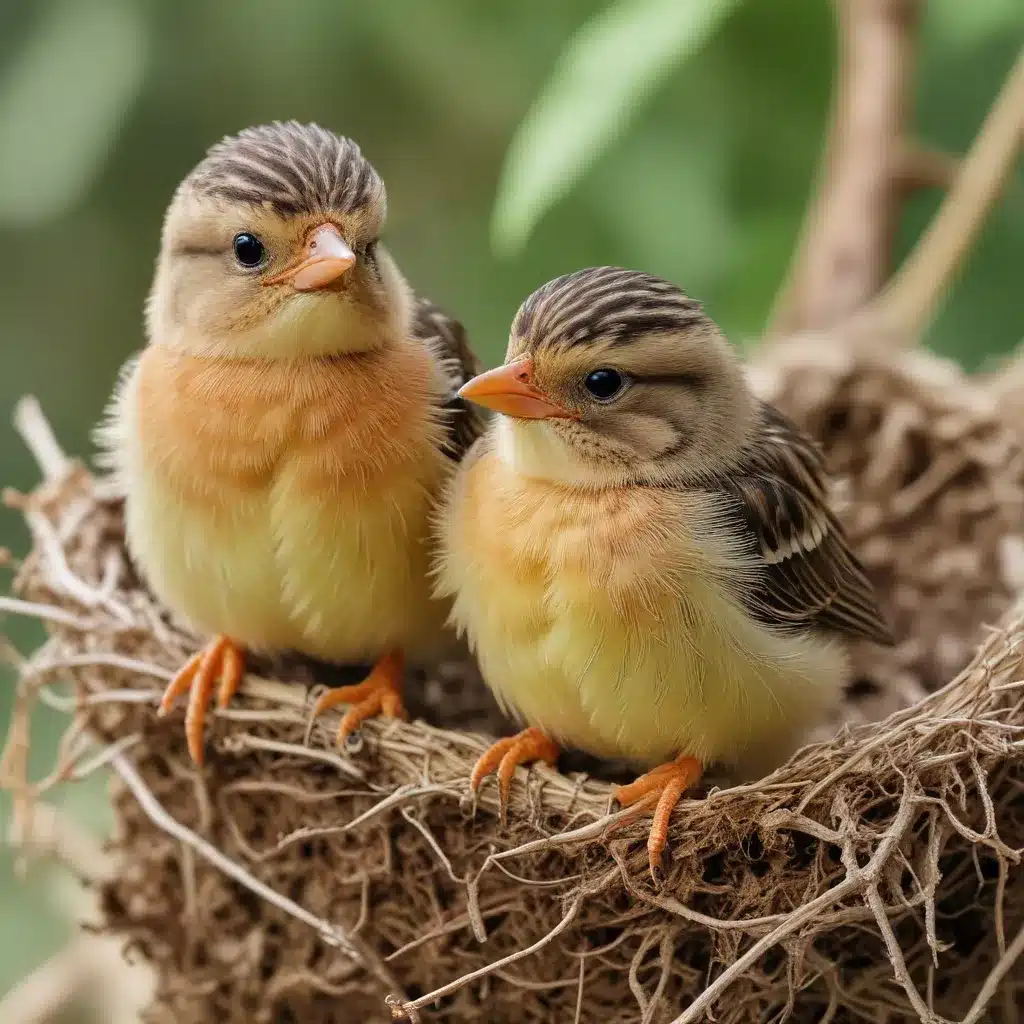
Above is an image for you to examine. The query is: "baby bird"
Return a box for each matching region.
[436,267,892,873]
[99,121,483,765]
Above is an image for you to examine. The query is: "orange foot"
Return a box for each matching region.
[158,635,245,766]
[470,727,559,818]
[611,755,703,876]
[309,649,407,746]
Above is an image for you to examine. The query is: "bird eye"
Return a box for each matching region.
[583,368,624,400]
[232,233,265,267]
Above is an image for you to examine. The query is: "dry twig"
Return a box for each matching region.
[872,46,1024,341]
[768,0,922,337]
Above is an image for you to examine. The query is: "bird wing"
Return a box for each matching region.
[711,404,894,645]
[411,296,488,461]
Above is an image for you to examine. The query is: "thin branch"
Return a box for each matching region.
[400,806,466,885]
[4,799,114,881]
[960,922,1024,1024]
[396,894,583,1014]
[573,950,586,1024]
[0,944,88,1024]
[35,651,174,681]
[895,140,960,192]
[21,506,132,622]
[385,995,421,1023]
[13,396,70,483]
[872,45,1024,340]
[383,901,519,964]
[222,733,368,781]
[0,595,95,631]
[767,0,921,337]
[861,874,936,1020]
[466,806,634,940]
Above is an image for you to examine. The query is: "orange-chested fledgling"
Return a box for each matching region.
[99,122,484,764]
[435,267,892,873]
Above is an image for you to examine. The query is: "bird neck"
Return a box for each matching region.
[492,417,621,489]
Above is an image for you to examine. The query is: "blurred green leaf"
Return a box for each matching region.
[929,0,1024,49]
[0,0,148,226]
[490,0,744,257]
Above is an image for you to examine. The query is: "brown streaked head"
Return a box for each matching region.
[459,267,758,485]
[186,121,386,219]
[148,121,410,359]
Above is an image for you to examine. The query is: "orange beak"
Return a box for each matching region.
[457,358,577,420]
[263,223,356,291]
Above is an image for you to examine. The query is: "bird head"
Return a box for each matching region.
[146,121,410,359]
[458,267,757,486]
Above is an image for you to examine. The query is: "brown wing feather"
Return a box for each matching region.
[713,404,894,645]
[411,296,487,461]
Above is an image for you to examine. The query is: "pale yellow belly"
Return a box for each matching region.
[125,458,449,663]
[455,567,844,771]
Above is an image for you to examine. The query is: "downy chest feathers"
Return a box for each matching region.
[438,444,846,770]
[105,342,453,660]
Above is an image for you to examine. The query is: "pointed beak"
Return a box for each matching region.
[263,223,356,291]
[457,358,577,420]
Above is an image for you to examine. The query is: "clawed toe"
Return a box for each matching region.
[308,650,407,746]
[158,635,246,766]
[612,755,702,876]
[469,727,558,819]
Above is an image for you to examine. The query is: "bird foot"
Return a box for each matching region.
[158,635,245,766]
[309,649,407,746]
[611,755,702,877]
[470,727,558,820]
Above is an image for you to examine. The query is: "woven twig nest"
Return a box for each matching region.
[3,340,1024,1024]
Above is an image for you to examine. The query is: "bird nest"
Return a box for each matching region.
[3,339,1024,1024]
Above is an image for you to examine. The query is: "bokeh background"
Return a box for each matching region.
[0,0,1021,1015]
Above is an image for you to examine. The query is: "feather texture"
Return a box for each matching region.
[436,434,849,775]
[100,340,460,663]
[411,296,487,460]
[186,121,385,218]
[705,404,894,645]
[513,266,709,350]
[437,267,892,780]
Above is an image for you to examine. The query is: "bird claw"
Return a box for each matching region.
[469,727,558,823]
[309,649,407,746]
[158,635,245,766]
[612,755,702,877]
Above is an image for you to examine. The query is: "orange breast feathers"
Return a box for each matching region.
[134,341,448,509]
[448,447,720,617]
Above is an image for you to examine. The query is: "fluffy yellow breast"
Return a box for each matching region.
[436,441,846,774]
[101,342,453,662]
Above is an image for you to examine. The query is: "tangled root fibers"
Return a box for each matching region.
[3,341,1024,1023]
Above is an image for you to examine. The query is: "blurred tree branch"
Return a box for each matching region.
[894,140,960,193]
[767,0,922,338]
[872,45,1024,342]
[0,871,153,1024]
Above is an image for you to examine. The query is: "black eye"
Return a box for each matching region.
[583,368,624,400]
[232,233,265,267]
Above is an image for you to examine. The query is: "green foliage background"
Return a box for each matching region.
[0,0,1020,1010]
